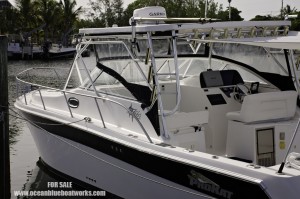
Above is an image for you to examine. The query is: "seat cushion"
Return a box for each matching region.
[226,111,241,121]
[227,91,298,123]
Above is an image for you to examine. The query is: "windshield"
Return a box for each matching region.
[213,43,289,76]
[73,37,293,100]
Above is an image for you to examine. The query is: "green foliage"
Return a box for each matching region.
[1,0,82,45]
[250,15,278,21]
[2,0,244,38]
[83,0,243,28]
[33,0,61,41]
[5,0,300,43]
[124,0,220,19]
[87,0,125,27]
[0,7,19,34]
[218,7,244,21]
[15,0,36,31]
[250,4,300,31]
[122,0,243,22]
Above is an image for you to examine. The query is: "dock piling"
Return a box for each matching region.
[0,35,11,199]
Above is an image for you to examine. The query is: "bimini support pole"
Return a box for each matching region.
[208,43,213,69]
[278,50,300,173]
[146,32,169,140]
[290,50,300,92]
[278,118,300,173]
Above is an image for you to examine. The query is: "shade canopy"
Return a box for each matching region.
[194,31,300,50]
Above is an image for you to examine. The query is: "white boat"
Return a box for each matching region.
[42,43,76,59]
[15,6,300,199]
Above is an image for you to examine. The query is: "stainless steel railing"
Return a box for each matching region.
[16,67,153,143]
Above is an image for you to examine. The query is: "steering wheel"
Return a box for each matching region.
[232,83,250,103]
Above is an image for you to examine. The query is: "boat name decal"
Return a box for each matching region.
[128,104,141,122]
[149,12,166,17]
[188,170,233,199]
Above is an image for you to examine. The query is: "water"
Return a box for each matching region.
[8,60,120,199]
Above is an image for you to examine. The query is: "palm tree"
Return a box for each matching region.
[59,0,82,46]
[15,0,36,31]
[33,0,60,41]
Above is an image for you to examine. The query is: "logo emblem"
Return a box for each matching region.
[188,170,233,199]
[128,104,141,122]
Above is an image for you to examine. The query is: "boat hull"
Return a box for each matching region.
[27,123,210,199]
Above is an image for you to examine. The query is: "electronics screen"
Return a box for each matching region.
[203,71,224,87]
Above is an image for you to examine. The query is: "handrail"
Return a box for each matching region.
[16,67,70,77]
[16,68,153,143]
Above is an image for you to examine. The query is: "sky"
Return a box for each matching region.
[8,0,300,20]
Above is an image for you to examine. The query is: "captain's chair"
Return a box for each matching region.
[226,91,298,123]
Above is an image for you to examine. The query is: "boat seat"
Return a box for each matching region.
[226,91,298,123]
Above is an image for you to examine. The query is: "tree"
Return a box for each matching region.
[113,0,124,25]
[250,15,279,21]
[33,0,61,41]
[59,0,82,45]
[15,0,37,31]
[0,7,19,34]
[217,6,243,21]
[281,4,297,19]
[88,0,125,27]
[250,4,300,31]
[122,0,242,23]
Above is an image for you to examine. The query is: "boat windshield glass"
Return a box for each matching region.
[213,43,290,76]
[79,41,150,100]
[79,37,207,99]
[77,37,284,99]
